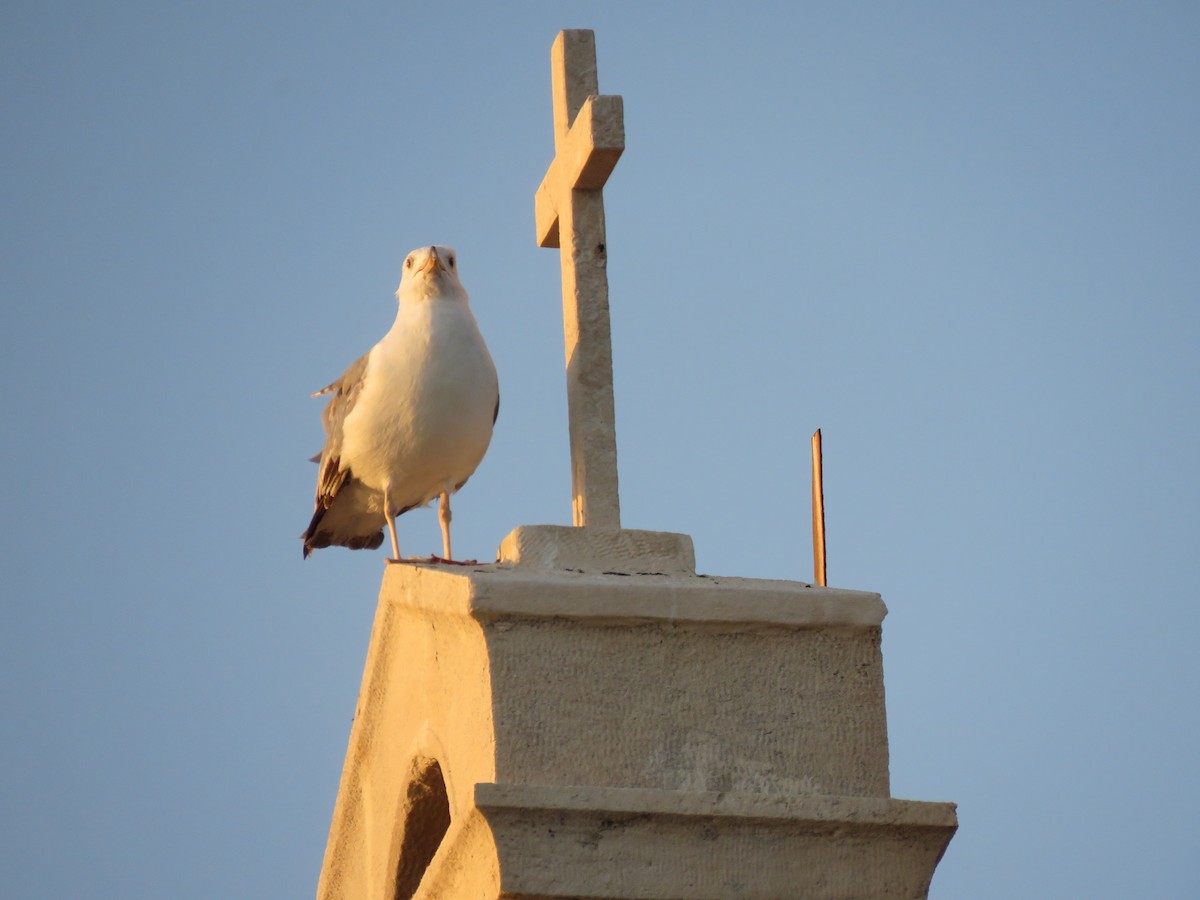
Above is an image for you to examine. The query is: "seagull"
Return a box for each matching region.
[302,245,499,562]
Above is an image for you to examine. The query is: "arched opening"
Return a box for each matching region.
[393,758,451,900]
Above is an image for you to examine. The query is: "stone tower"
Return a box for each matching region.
[316,30,956,900]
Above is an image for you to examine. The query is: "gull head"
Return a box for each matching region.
[396,245,467,303]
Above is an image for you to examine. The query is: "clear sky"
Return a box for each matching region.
[2,2,1197,897]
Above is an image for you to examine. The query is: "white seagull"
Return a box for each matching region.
[303,245,499,562]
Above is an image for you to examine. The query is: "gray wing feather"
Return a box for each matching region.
[312,350,370,504]
[303,351,373,555]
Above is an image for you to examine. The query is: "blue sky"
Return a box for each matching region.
[2,2,1197,897]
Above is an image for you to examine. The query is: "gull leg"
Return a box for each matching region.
[382,488,401,562]
[387,516,401,562]
[438,491,452,561]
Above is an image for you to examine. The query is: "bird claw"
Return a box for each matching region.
[428,555,482,566]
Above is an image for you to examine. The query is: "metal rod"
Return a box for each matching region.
[811,429,826,586]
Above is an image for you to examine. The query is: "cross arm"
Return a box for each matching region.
[535,94,625,248]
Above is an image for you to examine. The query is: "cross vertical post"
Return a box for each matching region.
[535,29,625,529]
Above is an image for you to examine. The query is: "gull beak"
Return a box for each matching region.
[421,250,443,275]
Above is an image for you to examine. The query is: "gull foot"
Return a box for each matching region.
[428,555,482,566]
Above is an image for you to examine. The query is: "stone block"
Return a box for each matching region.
[318,541,955,899]
[497,525,696,575]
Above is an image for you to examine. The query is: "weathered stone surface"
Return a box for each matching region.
[413,785,955,900]
[483,610,889,798]
[476,784,955,900]
[317,556,955,899]
[497,524,695,575]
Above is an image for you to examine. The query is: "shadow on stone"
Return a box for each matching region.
[393,758,450,900]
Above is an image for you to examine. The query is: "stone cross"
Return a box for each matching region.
[535,30,625,530]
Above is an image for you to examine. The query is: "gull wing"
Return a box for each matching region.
[302,351,375,556]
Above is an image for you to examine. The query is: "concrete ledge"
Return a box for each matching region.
[498,525,697,576]
[384,564,886,632]
[474,782,958,830]
[470,782,957,899]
